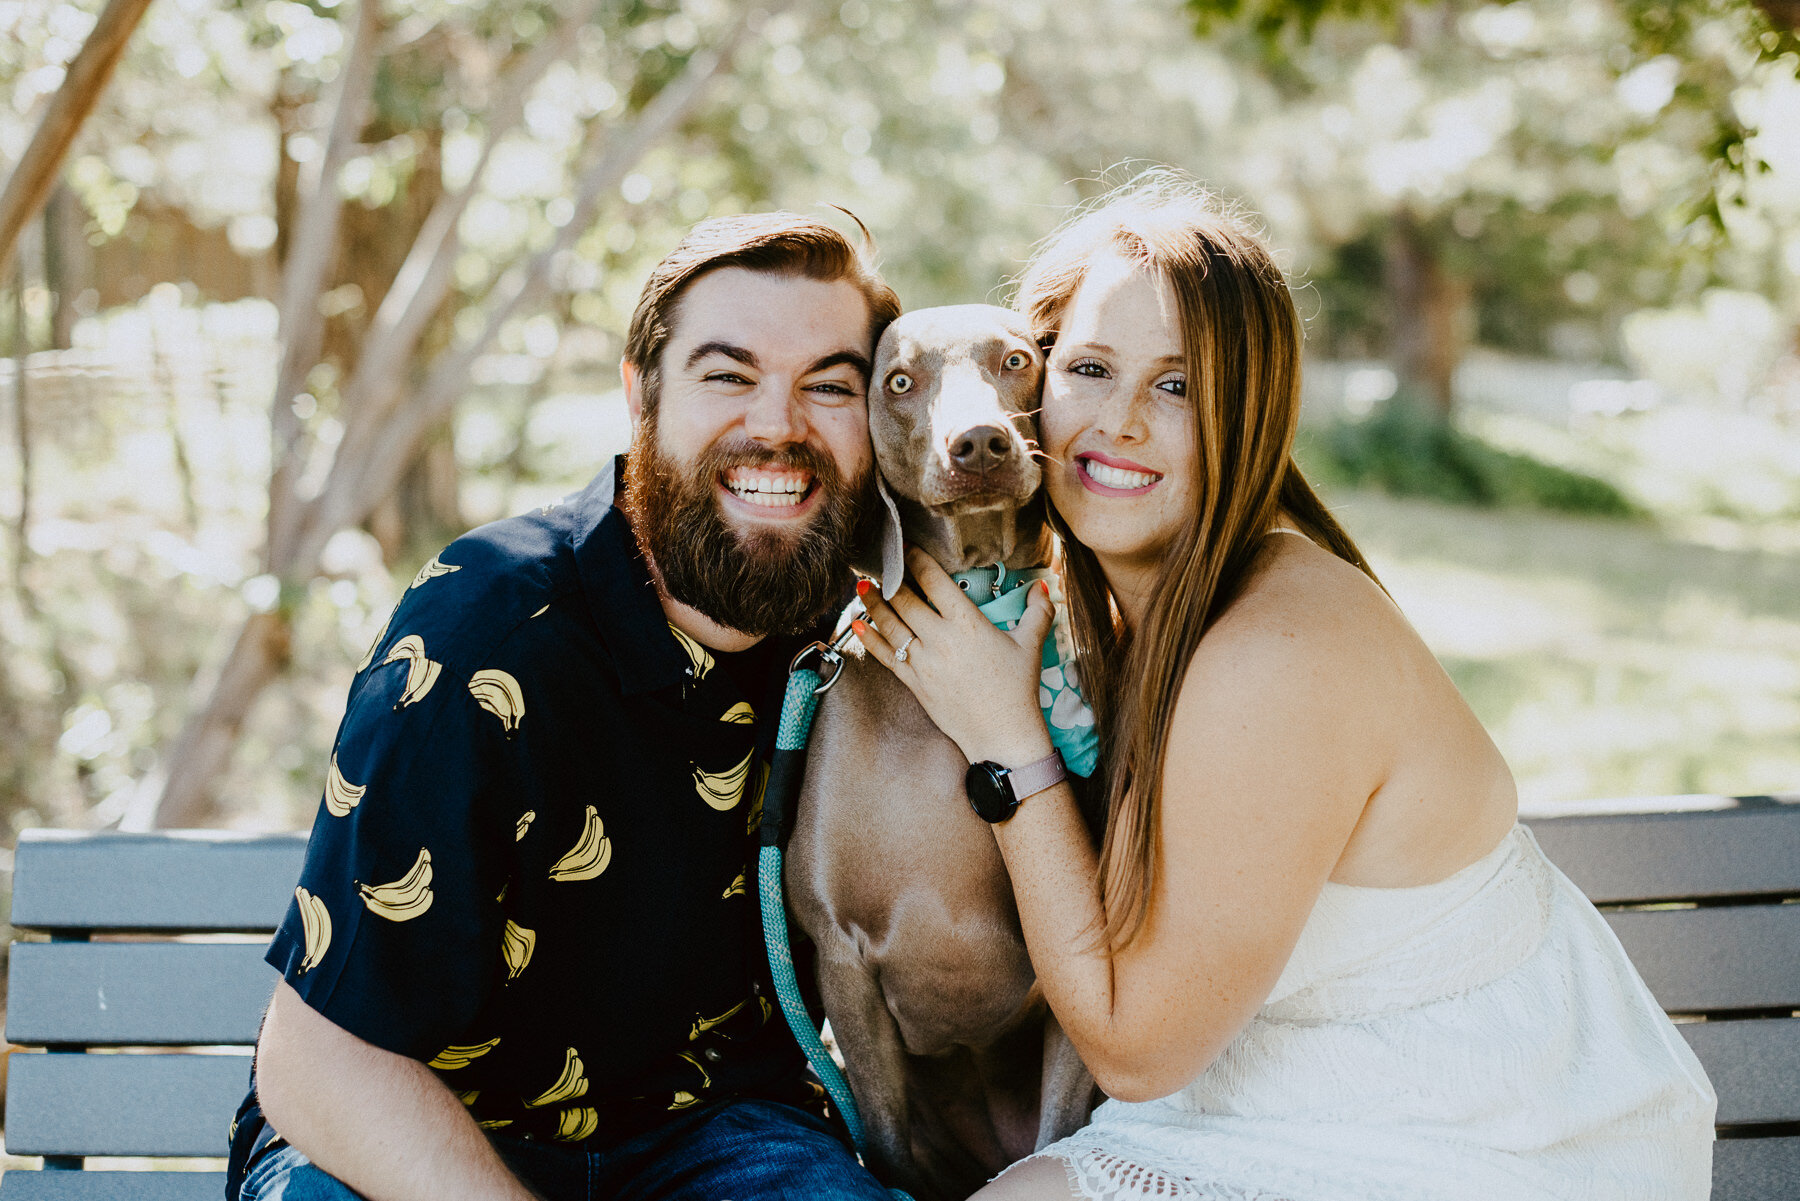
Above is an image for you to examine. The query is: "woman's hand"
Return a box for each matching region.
[853,547,1058,769]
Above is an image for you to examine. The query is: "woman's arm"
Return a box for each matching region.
[858,549,1389,1102]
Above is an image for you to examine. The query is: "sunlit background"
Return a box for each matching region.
[3,0,1800,843]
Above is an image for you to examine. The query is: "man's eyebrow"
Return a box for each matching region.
[807,349,872,379]
[685,342,758,371]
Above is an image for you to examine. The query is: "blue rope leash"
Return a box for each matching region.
[760,657,912,1200]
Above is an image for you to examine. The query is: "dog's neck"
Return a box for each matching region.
[896,493,1053,574]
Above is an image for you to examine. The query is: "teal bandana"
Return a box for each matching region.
[950,565,1100,779]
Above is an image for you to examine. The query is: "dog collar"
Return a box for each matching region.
[951,565,1099,778]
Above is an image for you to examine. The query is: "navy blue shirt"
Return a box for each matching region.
[229,458,824,1182]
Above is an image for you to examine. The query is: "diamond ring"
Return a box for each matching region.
[894,634,917,664]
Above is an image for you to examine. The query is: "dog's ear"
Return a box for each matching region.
[851,472,907,599]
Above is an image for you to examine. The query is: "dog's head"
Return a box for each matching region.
[856,305,1049,593]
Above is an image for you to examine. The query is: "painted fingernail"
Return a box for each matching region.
[851,619,867,634]
[1040,581,1051,597]
[856,579,871,597]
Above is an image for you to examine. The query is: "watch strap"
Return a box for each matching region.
[1004,750,1067,803]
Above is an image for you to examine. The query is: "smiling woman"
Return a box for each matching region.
[852,176,1717,1201]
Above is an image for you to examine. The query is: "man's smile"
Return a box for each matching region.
[720,465,820,514]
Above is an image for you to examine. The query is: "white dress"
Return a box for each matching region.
[1022,824,1717,1201]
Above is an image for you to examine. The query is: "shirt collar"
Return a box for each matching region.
[571,455,692,697]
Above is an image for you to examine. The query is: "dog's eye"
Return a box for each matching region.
[1004,351,1028,370]
[887,373,913,395]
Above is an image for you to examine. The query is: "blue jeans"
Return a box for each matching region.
[236,1098,891,1200]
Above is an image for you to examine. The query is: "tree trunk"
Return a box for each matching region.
[1385,210,1469,419]
[0,0,156,280]
[140,19,747,829]
[121,611,292,830]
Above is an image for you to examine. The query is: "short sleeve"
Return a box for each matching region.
[265,622,516,1062]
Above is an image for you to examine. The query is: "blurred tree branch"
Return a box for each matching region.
[129,5,754,830]
[0,0,156,282]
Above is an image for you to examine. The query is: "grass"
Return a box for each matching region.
[1297,397,1639,518]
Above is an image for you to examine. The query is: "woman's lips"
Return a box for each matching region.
[1076,454,1163,496]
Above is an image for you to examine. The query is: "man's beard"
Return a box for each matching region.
[622,407,876,639]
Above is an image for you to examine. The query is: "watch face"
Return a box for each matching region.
[964,762,1019,823]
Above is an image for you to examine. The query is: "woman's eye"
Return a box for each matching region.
[1003,351,1029,370]
[1069,360,1107,378]
[888,372,913,394]
[1158,376,1187,397]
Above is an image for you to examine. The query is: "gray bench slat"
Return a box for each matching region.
[1715,1136,1800,1201]
[7,942,273,1047]
[1679,1019,1800,1126]
[1604,904,1800,1013]
[11,830,306,933]
[5,1053,248,1157]
[0,1174,226,1201]
[1528,805,1800,904]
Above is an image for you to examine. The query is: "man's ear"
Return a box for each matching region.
[849,473,907,599]
[621,359,644,426]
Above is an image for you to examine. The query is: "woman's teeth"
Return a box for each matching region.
[1083,459,1161,490]
[726,471,811,507]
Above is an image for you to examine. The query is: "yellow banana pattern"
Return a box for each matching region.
[381,635,442,708]
[668,624,714,680]
[477,1118,513,1130]
[721,870,747,900]
[409,555,461,589]
[359,847,434,921]
[548,805,611,882]
[355,609,393,674]
[669,1091,700,1111]
[428,1037,500,1069]
[296,886,331,973]
[678,1051,712,1090]
[324,753,365,817]
[502,919,536,980]
[693,748,754,812]
[515,810,535,841]
[745,761,769,834]
[720,701,755,724]
[456,1090,480,1106]
[556,1107,598,1141]
[525,1046,589,1107]
[690,997,748,1041]
[468,669,525,736]
[530,603,549,619]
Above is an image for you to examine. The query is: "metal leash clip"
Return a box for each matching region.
[789,622,859,695]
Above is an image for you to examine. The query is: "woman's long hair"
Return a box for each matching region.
[1016,174,1381,951]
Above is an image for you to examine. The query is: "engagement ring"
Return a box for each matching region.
[894,635,916,663]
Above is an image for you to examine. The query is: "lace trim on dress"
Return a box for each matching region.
[1010,1141,1297,1201]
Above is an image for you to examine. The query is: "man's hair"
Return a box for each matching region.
[622,210,902,395]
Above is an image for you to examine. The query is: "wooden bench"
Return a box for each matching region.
[4,798,1797,1198]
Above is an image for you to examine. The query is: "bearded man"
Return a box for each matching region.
[226,213,899,1201]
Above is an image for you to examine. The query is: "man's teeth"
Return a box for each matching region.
[1084,460,1161,490]
[726,472,811,507]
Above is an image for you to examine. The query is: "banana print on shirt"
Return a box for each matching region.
[359,848,434,921]
[324,753,365,817]
[694,748,753,811]
[409,555,461,589]
[469,669,524,736]
[381,636,442,709]
[668,624,714,680]
[548,805,611,881]
[295,887,331,973]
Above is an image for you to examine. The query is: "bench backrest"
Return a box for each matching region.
[4,803,1797,1198]
[1527,796,1800,1201]
[4,830,305,1199]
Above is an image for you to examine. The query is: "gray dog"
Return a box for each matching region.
[787,306,1099,1200]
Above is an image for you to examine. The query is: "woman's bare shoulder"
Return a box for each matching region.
[1190,533,1412,688]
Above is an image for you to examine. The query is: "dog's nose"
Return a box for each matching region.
[949,426,1013,474]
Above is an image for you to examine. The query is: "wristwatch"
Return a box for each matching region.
[965,751,1067,823]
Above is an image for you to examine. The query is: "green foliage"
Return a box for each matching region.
[1296,397,1640,516]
